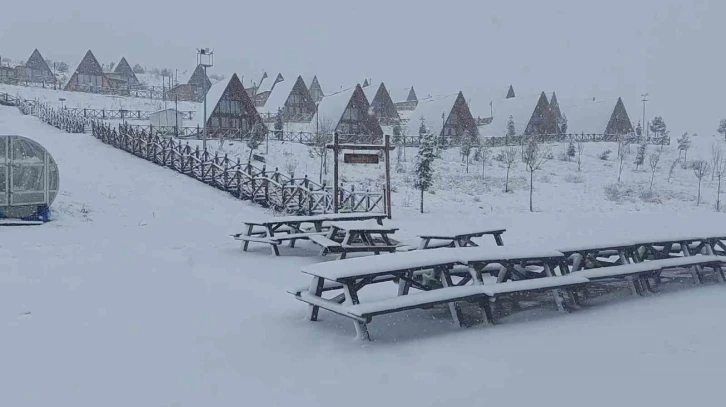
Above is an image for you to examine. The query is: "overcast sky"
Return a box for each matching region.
[2,0,723,136]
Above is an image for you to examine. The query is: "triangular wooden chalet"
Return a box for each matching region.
[19,49,56,84]
[255,73,284,105]
[305,75,324,102]
[109,57,140,87]
[407,92,478,143]
[313,84,383,141]
[188,64,212,101]
[506,85,516,99]
[549,92,565,132]
[363,83,401,125]
[362,79,370,87]
[64,50,111,91]
[525,92,559,136]
[391,86,418,111]
[561,96,635,141]
[193,73,267,135]
[258,75,317,122]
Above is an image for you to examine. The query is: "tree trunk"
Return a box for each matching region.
[319,155,324,183]
[649,171,655,192]
[697,179,702,206]
[529,171,534,212]
[718,176,722,211]
[505,166,511,192]
[420,186,424,214]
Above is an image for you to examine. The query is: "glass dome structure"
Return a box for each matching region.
[0,135,59,220]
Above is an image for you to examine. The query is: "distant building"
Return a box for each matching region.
[257,75,317,123]
[407,91,478,143]
[64,50,111,92]
[0,65,16,83]
[390,86,418,111]
[506,85,516,99]
[312,84,383,140]
[16,49,57,85]
[254,73,284,106]
[106,57,141,89]
[193,73,266,136]
[363,83,400,125]
[563,96,635,140]
[168,64,212,102]
[149,108,185,128]
[304,75,324,102]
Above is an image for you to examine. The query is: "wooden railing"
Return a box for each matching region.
[61,107,195,121]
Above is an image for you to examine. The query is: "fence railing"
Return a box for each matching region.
[61,107,195,121]
[480,133,671,147]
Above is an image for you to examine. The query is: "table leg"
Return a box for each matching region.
[343,282,370,340]
[418,238,430,250]
[543,263,567,312]
[494,233,504,246]
[397,270,414,296]
[305,277,325,321]
[267,226,280,256]
[680,242,702,284]
[242,224,254,251]
[440,269,466,327]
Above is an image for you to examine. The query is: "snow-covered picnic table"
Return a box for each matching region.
[417,227,506,249]
[232,213,387,255]
[309,220,401,259]
[290,246,589,339]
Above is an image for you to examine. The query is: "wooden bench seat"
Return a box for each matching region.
[309,235,343,255]
[232,235,280,245]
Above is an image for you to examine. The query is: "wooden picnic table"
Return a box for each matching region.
[312,220,401,259]
[232,213,388,255]
[418,227,506,249]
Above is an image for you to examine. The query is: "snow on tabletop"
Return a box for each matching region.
[418,226,507,238]
[455,246,565,263]
[328,219,397,231]
[645,255,725,268]
[243,212,387,226]
[300,248,467,280]
[556,239,640,253]
[479,274,590,294]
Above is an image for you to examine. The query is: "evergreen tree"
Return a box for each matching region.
[506,115,516,143]
[560,114,568,134]
[567,140,576,159]
[414,132,436,213]
[246,122,265,161]
[650,116,669,146]
[132,63,145,74]
[56,61,69,73]
[274,108,284,139]
[718,119,726,141]
[634,143,647,170]
[677,132,691,165]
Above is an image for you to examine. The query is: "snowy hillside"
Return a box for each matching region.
[3,104,726,407]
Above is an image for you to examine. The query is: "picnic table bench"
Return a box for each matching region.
[233,213,387,255]
[310,220,402,259]
[418,227,506,249]
[290,247,587,340]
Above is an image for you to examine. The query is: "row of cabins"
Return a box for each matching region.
[0,49,59,86]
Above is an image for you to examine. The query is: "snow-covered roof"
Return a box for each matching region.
[470,90,542,138]
[405,93,458,136]
[363,83,379,104]
[258,73,283,94]
[258,76,297,115]
[561,96,616,135]
[389,87,414,103]
[192,75,230,127]
[312,86,357,125]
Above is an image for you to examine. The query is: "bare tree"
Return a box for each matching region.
[715,156,726,211]
[576,138,585,172]
[617,137,629,183]
[502,146,518,192]
[522,136,550,212]
[667,158,680,183]
[693,160,710,206]
[311,117,334,182]
[648,152,661,192]
[711,142,723,181]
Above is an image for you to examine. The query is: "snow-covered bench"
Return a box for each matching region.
[418,227,507,249]
[290,248,593,339]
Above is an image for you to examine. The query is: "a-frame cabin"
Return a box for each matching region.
[392,86,418,111]
[258,75,317,122]
[408,92,478,143]
[524,92,559,136]
[313,84,383,141]
[305,75,324,102]
[604,97,635,137]
[108,57,140,88]
[18,49,56,84]
[194,73,267,135]
[506,85,516,99]
[64,50,111,92]
[188,64,212,101]
[363,83,400,125]
[550,92,565,133]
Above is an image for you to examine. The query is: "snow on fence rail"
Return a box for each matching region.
[89,122,386,215]
[61,107,195,121]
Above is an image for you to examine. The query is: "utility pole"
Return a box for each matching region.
[641,93,649,140]
[197,48,214,151]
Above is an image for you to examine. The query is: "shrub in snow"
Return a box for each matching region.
[604,183,636,203]
[564,174,584,183]
[599,149,612,160]
[567,140,576,159]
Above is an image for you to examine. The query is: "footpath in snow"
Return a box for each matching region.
[2,105,726,407]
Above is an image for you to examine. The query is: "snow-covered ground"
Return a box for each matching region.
[0,83,199,112]
[3,104,726,407]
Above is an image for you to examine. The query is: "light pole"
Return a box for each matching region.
[197,48,214,151]
[641,93,649,140]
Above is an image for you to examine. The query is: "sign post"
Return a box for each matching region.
[327,132,395,218]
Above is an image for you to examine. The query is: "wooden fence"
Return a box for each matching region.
[90,123,385,215]
[61,107,195,121]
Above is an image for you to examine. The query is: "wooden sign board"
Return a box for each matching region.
[344,153,379,164]
[252,154,266,163]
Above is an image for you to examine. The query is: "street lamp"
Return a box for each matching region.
[197,48,214,151]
